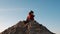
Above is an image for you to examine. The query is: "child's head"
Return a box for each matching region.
[29,10,34,15]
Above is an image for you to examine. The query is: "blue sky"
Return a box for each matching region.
[0,0,60,34]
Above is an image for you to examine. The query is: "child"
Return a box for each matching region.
[26,10,35,21]
[24,10,35,24]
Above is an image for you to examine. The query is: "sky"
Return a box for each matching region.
[0,0,60,34]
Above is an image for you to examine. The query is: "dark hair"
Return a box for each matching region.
[29,10,34,14]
